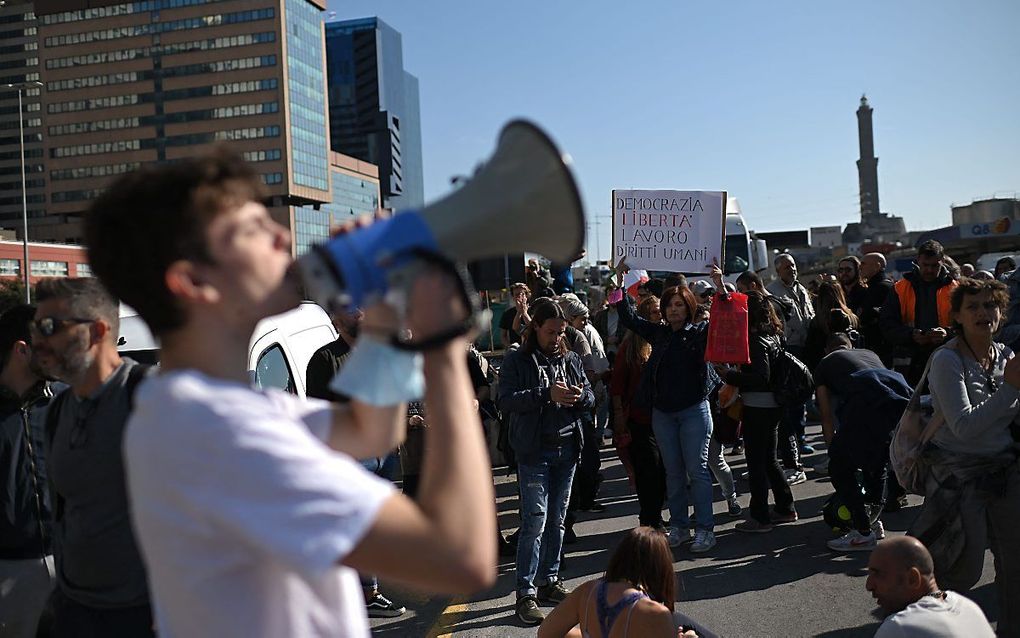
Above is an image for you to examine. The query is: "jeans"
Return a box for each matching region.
[780,345,807,468]
[628,419,666,526]
[827,429,887,533]
[652,401,714,532]
[360,451,400,592]
[742,406,795,524]
[708,435,736,501]
[516,437,578,598]
[0,555,54,638]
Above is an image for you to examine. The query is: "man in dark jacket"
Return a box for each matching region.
[859,252,895,365]
[0,305,57,638]
[879,241,958,386]
[304,309,406,620]
[499,299,593,626]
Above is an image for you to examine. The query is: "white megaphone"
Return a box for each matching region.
[297,119,585,316]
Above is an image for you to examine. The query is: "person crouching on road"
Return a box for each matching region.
[500,299,594,626]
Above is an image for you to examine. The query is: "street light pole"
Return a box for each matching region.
[16,86,28,302]
[3,80,42,302]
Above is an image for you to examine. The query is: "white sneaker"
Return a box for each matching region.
[690,530,716,553]
[667,526,693,548]
[827,529,877,552]
[784,469,807,485]
[871,519,886,540]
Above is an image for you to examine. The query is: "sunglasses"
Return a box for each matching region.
[29,316,94,338]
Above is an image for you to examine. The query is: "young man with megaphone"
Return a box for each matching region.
[81,150,499,636]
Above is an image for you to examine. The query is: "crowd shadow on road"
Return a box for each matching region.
[373,428,1002,637]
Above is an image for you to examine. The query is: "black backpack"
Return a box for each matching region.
[769,346,813,407]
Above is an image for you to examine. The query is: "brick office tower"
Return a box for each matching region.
[856,94,880,220]
[34,0,335,252]
[0,1,45,244]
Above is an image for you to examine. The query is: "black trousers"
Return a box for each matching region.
[570,417,602,508]
[742,406,795,524]
[628,419,666,526]
[51,588,154,638]
[828,430,888,533]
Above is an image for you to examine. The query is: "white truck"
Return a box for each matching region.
[721,196,771,282]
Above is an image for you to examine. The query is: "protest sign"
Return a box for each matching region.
[705,291,750,365]
[612,190,726,274]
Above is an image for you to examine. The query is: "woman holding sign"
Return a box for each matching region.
[611,262,723,554]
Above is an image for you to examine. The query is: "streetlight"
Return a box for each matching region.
[2,80,43,302]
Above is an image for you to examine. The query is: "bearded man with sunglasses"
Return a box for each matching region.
[30,277,154,638]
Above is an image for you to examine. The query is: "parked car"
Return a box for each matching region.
[117,301,338,398]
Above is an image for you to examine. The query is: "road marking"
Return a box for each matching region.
[431,598,469,638]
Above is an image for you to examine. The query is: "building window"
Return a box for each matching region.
[76,263,92,277]
[30,261,68,277]
[0,259,20,276]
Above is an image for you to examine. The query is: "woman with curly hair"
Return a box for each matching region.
[911,277,1020,635]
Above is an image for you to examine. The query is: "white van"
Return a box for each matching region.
[117,302,338,398]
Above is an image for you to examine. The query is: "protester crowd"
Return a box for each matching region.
[0,153,1016,637]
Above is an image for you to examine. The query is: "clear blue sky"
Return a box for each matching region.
[328,0,1020,262]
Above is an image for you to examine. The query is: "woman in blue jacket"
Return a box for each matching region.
[613,268,723,554]
[499,299,595,627]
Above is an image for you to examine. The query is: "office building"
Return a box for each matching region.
[0,1,45,239]
[325,17,424,210]
[33,0,334,250]
[295,151,379,255]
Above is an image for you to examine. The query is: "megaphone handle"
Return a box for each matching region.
[389,250,482,352]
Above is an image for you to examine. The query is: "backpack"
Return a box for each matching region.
[889,341,957,495]
[768,346,813,407]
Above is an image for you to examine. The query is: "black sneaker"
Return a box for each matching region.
[538,580,571,604]
[498,533,517,557]
[580,501,607,513]
[365,592,406,618]
[516,596,544,625]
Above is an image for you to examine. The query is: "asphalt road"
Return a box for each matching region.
[370,424,998,637]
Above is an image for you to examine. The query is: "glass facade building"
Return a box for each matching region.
[284,0,328,191]
[31,0,334,249]
[295,151,380,256]
[325,17,424,211]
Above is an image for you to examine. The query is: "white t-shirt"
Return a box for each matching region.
[875,591,995,638]
[124,370,394,638]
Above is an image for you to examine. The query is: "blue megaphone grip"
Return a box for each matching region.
[318,212,439,308]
